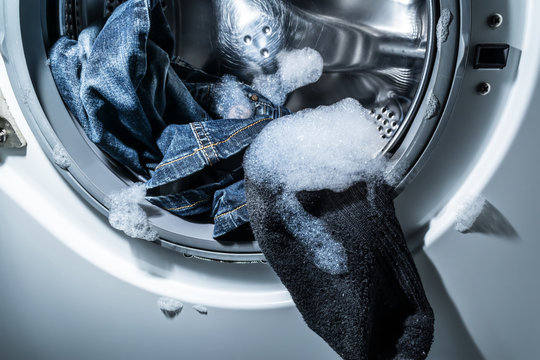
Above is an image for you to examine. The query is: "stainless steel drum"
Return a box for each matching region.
[61,0,433,147]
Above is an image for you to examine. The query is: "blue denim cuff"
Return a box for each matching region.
[212,181,249,238]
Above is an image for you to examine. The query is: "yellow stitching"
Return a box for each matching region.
[156,117,271,170]
[192,123,213,166]
[166,198,209,211]
[214,203,247,220]
[201,124,219,160]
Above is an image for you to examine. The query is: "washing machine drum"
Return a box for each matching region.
[22,0,461,261]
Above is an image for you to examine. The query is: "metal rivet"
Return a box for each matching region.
[488,13,503,28]
[250,94,259,101]
[0,128,7,143]
[243,35,252,44]
[260,48,269,57]
[477,82,491,96]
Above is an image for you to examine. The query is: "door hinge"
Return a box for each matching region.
[0,89,26,149]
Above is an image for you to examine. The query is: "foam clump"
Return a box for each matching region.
[157,297,184,319]
[52,143,71,169]
[453,194,518,237]
[106,183,159,241]
[454,194,487,233]
[213,75,253,119]
[424,93,441,120]
[436,9,454,49]
[244,97,387,192]
[252,47,323,106]
[193,304,208,315]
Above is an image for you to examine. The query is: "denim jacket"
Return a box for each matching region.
[49,0,289,237]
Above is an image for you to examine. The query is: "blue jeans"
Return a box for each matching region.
[49,0,289,237]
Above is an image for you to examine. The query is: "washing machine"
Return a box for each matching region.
[0,0,539,359]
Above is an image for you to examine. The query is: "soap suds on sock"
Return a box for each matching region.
[157,297,183,319]
[244,97,390,275]
[213,75,253,119]
[106,183,159,241]
[244,97,388,193]
[193,304,208,315]
[52,143,71,170]
[454,194,487,233]
[279,192,349,275]
[252,47,323,106]
[436,9,454,49]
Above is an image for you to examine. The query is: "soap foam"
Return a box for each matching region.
[454,194,487,233]
[106,183,159,241]
[278,192,349,275]
[193,304,208,315]
[213,75,253,119]
[252,47,323,106]
[157,297,183,319]
[424,93,441,120]
[436,9,454,49]
[52,143,71,170]
[244,97,387,192]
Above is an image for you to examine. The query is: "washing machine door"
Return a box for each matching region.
[0,0,539,359]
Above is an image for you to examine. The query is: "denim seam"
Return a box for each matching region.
[191,122,213,166]
[200,123,219,160]
[214,203,247,220]
[166,198,211,211]
[155,117,272,170]
[194,121,220,164]
[190,122,212,165]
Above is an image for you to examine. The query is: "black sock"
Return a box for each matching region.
[245,179,434,360]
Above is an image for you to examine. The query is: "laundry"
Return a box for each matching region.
[244,98,387,275]
[244,100,434,359]
[49,0,435,358]
[48,0,290,238]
